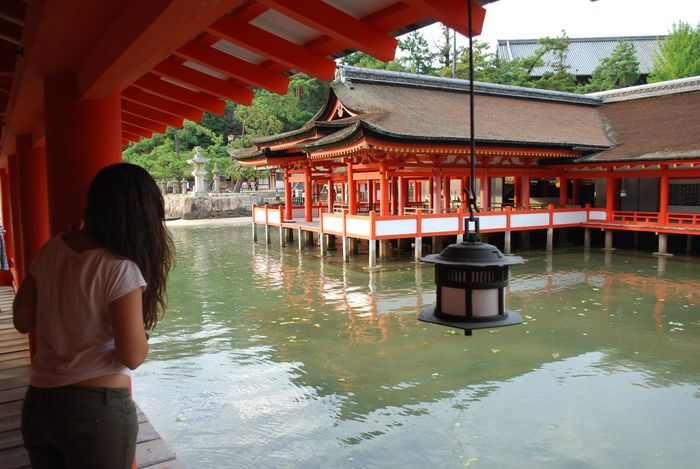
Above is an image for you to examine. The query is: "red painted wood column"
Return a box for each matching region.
[379,164,389,216]
[368,180,374,211]
[460,176,467,210]
[443,176,451,212]
[17,137,50,266]
[304,166,313,222]
[44,75,122,235]
[390,176,398,215]
[347,161,357,215]
[399,176,408,215]
[284,168,293,219]
[659,175,669,224]
[479,175,489,210]
[328,182,334,213]
[7,154,24,281]
[521,174,531,209]
[559,175,568,208]
[0,169,16,274]
[514,176,521,207]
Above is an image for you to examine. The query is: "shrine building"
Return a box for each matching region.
[237,66,700,266]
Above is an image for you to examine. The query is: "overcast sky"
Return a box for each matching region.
[420,0,700,50]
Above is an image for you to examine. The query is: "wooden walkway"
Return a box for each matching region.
[0,286,183,468]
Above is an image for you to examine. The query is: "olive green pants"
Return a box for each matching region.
[22,385,138,469]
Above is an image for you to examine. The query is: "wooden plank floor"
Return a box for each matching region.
[0,285,184,468]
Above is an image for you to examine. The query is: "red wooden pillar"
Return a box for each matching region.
[347,161,357,215]
[413,181,421,203]
[521,174,531,209]
[605,174,617,216]
[514,176,521,207]
[559,175,568,208]
[443,176,451,211]
[328,182,335,213]
[479,175,489,210]
[304,166,312,222]
[17,137,50,266]
[44,75,122,235]
[0,169,15,276]
[431,173,442,213]
[284,168,293,219]
[399,176,408,215]
[368,180,374,211]
[379,164,389,216]
[460,176,467,210]
[7,154,24,281]
[659,175,669,224]
[390,176,398,215]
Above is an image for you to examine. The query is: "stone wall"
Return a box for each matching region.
[164,192,276,220]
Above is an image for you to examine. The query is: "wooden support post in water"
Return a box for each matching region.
[319,233,327,256]
[604,230,612,250]
[342,236,350,262]
[298,228,304,251]
[369,239,377,268]
[286,227,294,242]
[584,228,591,250]
[252,221,257,243]
[653,233,673,257]
[265,224,270,244]
[504,231,512,255]
[415,236,422,260]
[279,226,285,248]
[379,239,391,259]
[546,228,554,252]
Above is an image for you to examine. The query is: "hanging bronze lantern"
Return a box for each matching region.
[419,220,524,336]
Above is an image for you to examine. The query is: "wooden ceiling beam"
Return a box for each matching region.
[123,87,202,121]
[255,0,397,62]
[123,122,154,139]
[0,0,27,27]
[208,14,336,80]
[132,72,226,114]
[152,58,254,105]
[121,111,168,135]
[122,130,144,142]
[121,99,183,128]
[401,0,485,37]
[0,20,22,46]
[176,40,289,94]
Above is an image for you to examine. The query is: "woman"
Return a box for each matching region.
[13,163,174,468]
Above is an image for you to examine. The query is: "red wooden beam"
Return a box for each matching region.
[0,0,28,26]
[121,111,167,134]
[176,41,289,94]
[402,0,485,37]
[132,72,226,114]
[121,100,183,128]
[208,14,336,80]
[121,138,131,146]
[123,122,153,139]
[77,0,249,100]
[123,87,202,121]
[255,0,397,62]
[0,19,22,45]
[122,130,144,142]
[152,59,254,105]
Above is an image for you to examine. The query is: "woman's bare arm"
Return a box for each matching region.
[109,288,149,370]
[13,274,37,333]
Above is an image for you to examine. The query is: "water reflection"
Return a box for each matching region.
[135,224,700,468]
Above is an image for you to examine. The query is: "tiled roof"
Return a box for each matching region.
[497,35,664,77]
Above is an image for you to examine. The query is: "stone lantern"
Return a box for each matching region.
[188,146,209,196]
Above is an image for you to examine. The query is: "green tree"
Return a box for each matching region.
[529,33,578,92]
[583,41,640,92]
[340,51,405,71]
[398,31,436,74]
[648,22,700,82]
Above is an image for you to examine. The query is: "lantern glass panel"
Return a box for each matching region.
[471,288,500,317]
[440,286,467,316]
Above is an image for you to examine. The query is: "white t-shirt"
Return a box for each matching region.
[28,234,147,388]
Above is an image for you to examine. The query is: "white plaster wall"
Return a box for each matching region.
[421,217,459,234]
[375,219,418,236]
[510,213,549,228]
[553,211,586,225]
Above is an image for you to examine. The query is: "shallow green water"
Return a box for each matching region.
[134,223,700,468]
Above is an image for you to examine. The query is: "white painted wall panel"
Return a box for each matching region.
[268,211,281,224]
[375,219,418,236]
[589,210,607,221]
[346,218,370,237]
[553,211,586,225]
[510,213,549,228]
[322,215,344,234]
[421,217,459,234]
[254,209,266,223]
[475,215,507,230]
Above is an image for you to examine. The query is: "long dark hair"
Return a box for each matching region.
[85,163,174,330]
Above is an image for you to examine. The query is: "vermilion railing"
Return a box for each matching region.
[611,211,660,224]
[668,212,700,226]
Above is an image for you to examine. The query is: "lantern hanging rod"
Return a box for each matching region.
[465,2,480,243]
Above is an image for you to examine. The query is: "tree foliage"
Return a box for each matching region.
[648,22,700,82]
[583,41,640,92]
